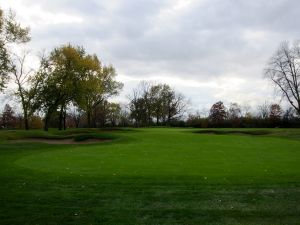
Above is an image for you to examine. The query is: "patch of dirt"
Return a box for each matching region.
[10,138,111,145]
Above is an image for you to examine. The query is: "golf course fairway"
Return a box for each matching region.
[1,128,300,224]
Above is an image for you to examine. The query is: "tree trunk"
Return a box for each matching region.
[75,118,80,128]
[58,111,63,130]
[23,109,29,130]
[63,110,66,130]
[87,110,91,128]
[24,115,29,130]
[44,113,50,131]
[21,99,29,130]
[93,107,97,128]
[58,105,65,130]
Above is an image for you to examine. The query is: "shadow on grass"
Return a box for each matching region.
[194,130,272,136]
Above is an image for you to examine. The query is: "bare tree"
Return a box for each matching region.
[228,102,241,120]
[257,101,270,119]
[283,107,296,121]
[265,41,300,116]
[128,81,151,126]
[68,104,84,128]
[0,8,30,91]
[241,103,252,118]
[228,102,241,127]
[11,51,39,130]
[164,91,187,123]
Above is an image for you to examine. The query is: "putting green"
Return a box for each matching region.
[2,128,300,224]
[14,128,300,184]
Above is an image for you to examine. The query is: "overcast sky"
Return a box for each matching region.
[1,0,300,112]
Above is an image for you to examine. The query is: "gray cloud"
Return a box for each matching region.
[1,0,300,110]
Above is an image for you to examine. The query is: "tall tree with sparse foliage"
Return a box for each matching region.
[11,52,41,130]
[0,8,30,91]
[265,41,300,116]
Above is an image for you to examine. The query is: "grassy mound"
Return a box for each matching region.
[0,128,123,143]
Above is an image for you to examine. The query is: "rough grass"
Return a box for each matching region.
[73,133,118,142]
[0,128,122,142]
[195,129,272,135]
[1,128,300,224]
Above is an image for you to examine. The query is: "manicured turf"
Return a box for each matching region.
[1,128,300,224]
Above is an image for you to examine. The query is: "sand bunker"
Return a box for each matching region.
[11,138,110,145]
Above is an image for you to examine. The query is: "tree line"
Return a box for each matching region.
[0,8,123,130]
[0,8,189,130]
[11,45,123,131]
[0,8,300,130]
[2,95,300,129]
[186,101,300,128]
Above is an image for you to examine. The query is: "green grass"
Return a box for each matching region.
[1,128,300,224]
